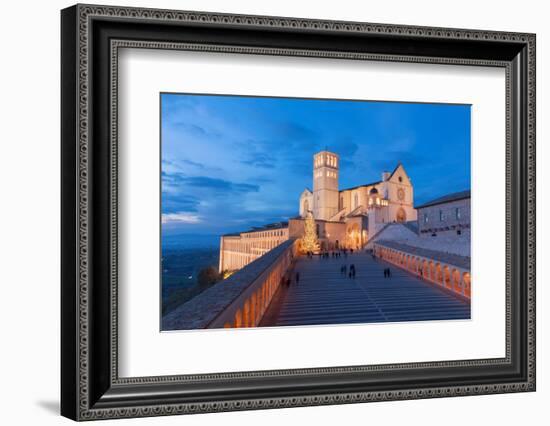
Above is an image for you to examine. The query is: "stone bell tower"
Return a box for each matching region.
[312,150,339,221]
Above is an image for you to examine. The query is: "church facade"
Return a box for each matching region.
[298,150,417,250]
[219,150,418,272]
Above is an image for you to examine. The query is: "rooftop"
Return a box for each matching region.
[340,180,381,192]
[223,221,289,237]
[415,190,471,210]
[339,163,404,192]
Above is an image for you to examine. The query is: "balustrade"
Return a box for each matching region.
[373,242,471,299]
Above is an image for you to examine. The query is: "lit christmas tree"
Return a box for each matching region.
[301,211,320,254]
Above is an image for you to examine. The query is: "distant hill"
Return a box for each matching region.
[162,233,220,249]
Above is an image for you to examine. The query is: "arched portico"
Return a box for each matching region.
[234,309,242,328]
[371,243,471,300]
[452,269,461,293]
[436,263,442,284]
[463,272,471,298]
[444,266,451,288]
[423,260,429,278]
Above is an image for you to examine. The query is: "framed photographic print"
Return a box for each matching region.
[61,4,536,421]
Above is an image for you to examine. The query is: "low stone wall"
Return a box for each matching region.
[163,239,297,330]
[373,241,471,299]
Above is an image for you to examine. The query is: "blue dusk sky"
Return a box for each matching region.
[161,93,470,242]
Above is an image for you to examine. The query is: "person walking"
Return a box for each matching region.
[296,271,300,285]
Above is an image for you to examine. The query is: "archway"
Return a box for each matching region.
[436,263,442,284]
[396,207,407,222]
[443,266,451,288]
[463,272,471,298]
[243,300,250,327]
[423,260,429,279]
[429,261,435,281]
[250,294,256,326]
[346,223,361,249]
[452,269,461,293]
[234,309,243,328]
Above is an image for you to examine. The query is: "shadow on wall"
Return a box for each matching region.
[35,400,59,416]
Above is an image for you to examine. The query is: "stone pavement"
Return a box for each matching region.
[260,252,470,327]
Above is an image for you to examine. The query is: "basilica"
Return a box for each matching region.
[297,150,417,251]
[219,150,422,271]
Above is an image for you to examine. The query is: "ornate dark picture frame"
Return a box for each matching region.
[61,4,536,421]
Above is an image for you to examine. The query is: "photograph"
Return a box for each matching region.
[160,93,472,331]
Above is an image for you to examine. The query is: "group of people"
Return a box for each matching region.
[316,248,356,259]
[383,267,392,278]
[340,263,357,279]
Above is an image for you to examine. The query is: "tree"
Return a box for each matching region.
[197,266,221,288]
[300,211,320,253]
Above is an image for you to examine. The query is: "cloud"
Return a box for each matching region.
[181,158,206,170]
[182,176,259,193]
[162,193,201,214]
[241,152,277,169]
[161,212,202,224]
[168,121,221,139]
[162,171,260,195]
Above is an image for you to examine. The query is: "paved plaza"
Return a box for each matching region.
[260,252,470,327]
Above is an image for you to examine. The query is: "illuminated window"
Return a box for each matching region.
[455,208,461,219]
[439,210,444,221]
[424,213,428,223]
